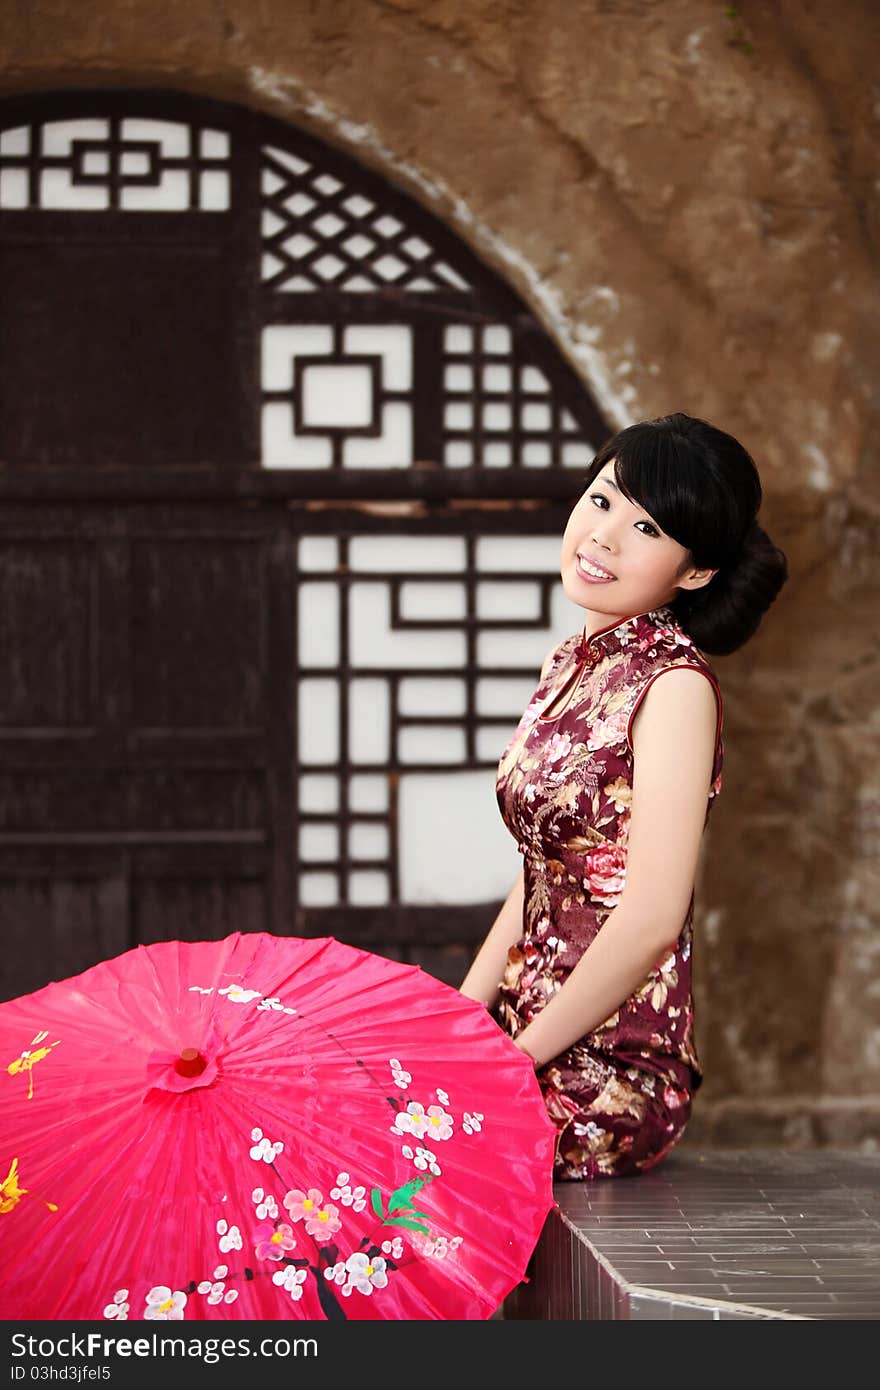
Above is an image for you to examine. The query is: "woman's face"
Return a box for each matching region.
[560,459,714,626]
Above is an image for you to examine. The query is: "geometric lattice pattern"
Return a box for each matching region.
[261,145,470,293]
[0,118,230,211]
[262,324,414,468]
[295,531,576,908]
[443,324,595,469]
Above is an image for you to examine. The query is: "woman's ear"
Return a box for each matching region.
[676,566,718,593]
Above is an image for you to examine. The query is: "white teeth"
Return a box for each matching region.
[579,556,614,579]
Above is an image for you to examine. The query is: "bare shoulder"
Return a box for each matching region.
[631,665,718,753]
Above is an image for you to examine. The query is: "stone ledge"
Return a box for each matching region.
[503,1147,880,1320]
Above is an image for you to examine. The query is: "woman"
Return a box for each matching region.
[460,412,788,1179]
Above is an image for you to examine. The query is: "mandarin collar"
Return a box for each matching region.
[573,604,676,660]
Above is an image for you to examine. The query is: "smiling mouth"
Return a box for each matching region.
[577,554,616,580]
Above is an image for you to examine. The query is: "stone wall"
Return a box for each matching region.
[2,0,878,1148]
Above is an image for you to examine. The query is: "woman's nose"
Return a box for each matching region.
[590,522,617,552]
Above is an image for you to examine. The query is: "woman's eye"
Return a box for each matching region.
[637,521,660,537]
[588,492,608,508]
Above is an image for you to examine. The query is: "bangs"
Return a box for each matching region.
[583,419,746,566]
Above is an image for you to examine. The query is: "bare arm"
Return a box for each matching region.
[459,868,524,1008]
[513,666,718,1067]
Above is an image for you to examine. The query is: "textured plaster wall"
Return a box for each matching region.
[2,0,878,1148]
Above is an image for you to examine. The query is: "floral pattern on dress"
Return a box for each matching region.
[494,605,724,1181]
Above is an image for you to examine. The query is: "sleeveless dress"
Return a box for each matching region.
[494,603,724,1180]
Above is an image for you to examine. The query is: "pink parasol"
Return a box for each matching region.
[0,932,556,1321]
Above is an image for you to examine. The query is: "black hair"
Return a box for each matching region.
[582,412,788,656]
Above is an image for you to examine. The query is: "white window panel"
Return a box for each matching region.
[349,536,465,573]
[483,402,512,430]
[398,726,466,765]
[198,171,230,210]
[483,364,512,392]
[298,679,339,764]
[266,146,311,176]
[522,402,553,431]
[350,775,389,812]
[0,126,29,154]
[42,118,108,155]
[444,402,473,430]
[476,581,541,621]
[344,325,412,391]
[399,678,466,717]
[299,775,339,813]
[399,582,466,622]
[41,167,109,210]
[298,583,339,667]
[299,873,339,907]
[477,725,511,763]
[521,365,550,392]
[444,325,473,352]
[298,537,339,573]
[349,871,388,906]
[350,823,389,859]
[201,129,230,159]
[476,535,561,572]
[478,627,554,671]
[483,442,512,466]
[121,170,189,211]
[476,676,537,717]
[349,679,389,764]
[349,585,466,669]
[342,403,412,468]
[121,118,190,157]
[299,824,339,861]
[444,441,473,467]
[562,442,593,466]
[302,364,373,428]
[483,325,512,353]
[262,404,332,467]
[444,364,473,391]
[524,441,553,467]
[262,326,334,390]
[399,770,520,904]
[477,587,582,668]
[0,169,28,206]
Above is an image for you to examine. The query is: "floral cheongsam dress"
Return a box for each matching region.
[495,604,724,1180]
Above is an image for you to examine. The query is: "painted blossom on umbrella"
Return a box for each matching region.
[391,1101,431,1139]
[216,1218,242,1252]
[254,1220,296,1261]
[282,1187,341,1237]
[144,1287,187,1320]
[249,1128,284,1163]
[272,1266,308,1301]
[329,1172,367,1211]
[341,1252,388,1297]
[103,1289,129,1320]
[95,1051,488,1322]
[0,1156,27,1213]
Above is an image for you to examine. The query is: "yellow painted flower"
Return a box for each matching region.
[1,1157,27,1213]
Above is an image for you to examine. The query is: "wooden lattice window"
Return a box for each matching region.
[0,91,611,997]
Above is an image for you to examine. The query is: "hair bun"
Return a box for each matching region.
[684,519,788,655]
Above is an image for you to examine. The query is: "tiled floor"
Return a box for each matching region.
[504,1148,880,1320]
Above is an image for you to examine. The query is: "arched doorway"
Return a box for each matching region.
[0,89,611,998]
